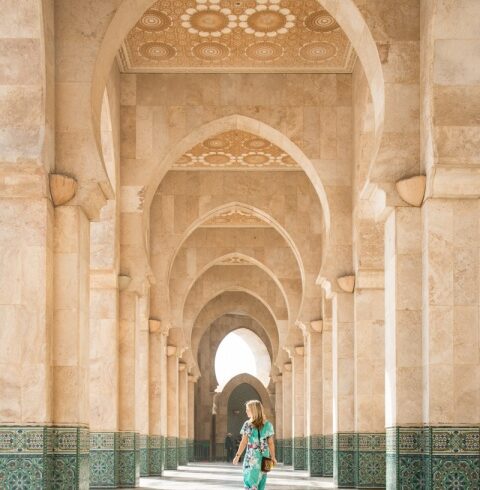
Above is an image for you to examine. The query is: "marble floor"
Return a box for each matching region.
[134,463,337,489]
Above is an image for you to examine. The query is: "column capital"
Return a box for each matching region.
[294,345,304,357]
[167,345,177,357]
[149,318,170,336]
[283,362,292,372]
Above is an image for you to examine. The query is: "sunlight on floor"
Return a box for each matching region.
[134,463,337,489]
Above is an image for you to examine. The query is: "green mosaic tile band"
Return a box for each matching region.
[193,440,210,462]
[118,432,140,488]
[139,434,148,477]
[148,435,164,476]
[308,435,324,477]
[276,439,284,463]
[187,439,194,462]
[178,438,188,465]
[387,426,480,489]
[334,432,355,488]
[165,437,178,470]
[283,438,292,465]
[354,433,386,488]
[293,437,306,470]
[323,434,333,477]
[89,432,119,488]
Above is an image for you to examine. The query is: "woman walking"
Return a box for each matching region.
[233,400,277,490]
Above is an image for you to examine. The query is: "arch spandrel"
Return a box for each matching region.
[182,265,289,332]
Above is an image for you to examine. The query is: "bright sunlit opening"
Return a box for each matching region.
[215,328,271,391]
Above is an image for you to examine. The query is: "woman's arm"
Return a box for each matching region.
[267,436,277,464]
[232,435,249,464]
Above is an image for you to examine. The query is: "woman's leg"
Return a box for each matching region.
[258,473,267,490]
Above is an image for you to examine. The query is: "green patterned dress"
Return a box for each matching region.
[240,420,275,490]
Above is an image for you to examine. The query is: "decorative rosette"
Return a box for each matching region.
[238,0,295,38]
[181,0,238,38]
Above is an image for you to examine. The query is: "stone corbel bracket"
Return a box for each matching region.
[337,274,355,293]
[294,345,304,356]
[167,345,177,357]
[396,175,426,207]
[49,173,77,206]
[118,274,132,291]
[310,320,323,333]
[283,362,292,372]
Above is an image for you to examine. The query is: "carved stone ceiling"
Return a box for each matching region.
[118,0,356,73]
[173,130,300,170]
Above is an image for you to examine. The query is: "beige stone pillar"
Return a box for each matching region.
[166,346,179,469]
[136,294,150,476]
[52,205,90,485]
[291,346,306,470]
[384,206,423,488]
[119,289,140,486]
[332,291,354,487]
[188,375,196,462]
[149,320,168,475]
[282,363,293,465]
[178,363,188,465]
[305,324,323,476]
[421,198,480,486]
[274,375,283,462]
[322,312,334,477]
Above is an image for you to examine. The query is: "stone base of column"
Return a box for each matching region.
[90,432,119,488]
[0,426,90,489]
[283,438,292,465]
[334,432,355,488]
[308,435,324,476]
[276,439,284,463]
[187,439,194,462]
[193,440,210,462]
[118,432,140,488]
[387,426,479,489]
[323,434,333,477]
[148,435,164,476]
[178,439,188,465]
[293,437,307,470]
[140,434,148,477]
[165,437,178,470]
[354,433,385,488]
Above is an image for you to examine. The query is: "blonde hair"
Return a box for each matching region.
[246,400,266,428]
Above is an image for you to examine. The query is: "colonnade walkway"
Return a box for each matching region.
[132,463,337,489]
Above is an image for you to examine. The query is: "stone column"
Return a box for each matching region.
[166,346,179,469]
[421,199,480,487]
[136,295,150,477]
[384,207,423,488]
[292,346,306,470]
[53,204,90,488]
[354,278,385,489]
[89,270,119,488]
[188,375,196,462]
[178,363,188,465]
[0,172,54,488]
[332,292,355,488]
[282,363,293,465]
[305,323,323,476]
[148,320,168,476]
[274,375,284,462]
[322,311,334,477]
[118,289,140,487]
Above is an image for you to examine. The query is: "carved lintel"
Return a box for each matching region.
[49,174,77,206]
[396,175,426,207]
[167,345,177,357]
[118,275,131,291]
[294,345,304,356]
[283,362,292,372]
[310,320,323,333]
[337,275,355,293]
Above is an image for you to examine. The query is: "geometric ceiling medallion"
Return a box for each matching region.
[118,0,356,73]
[299,41,336,62]
[304,10,339,33]
[139,42,176,61]
[137,9,172,32]
[245,42,283,62]
[192,42,230,61]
